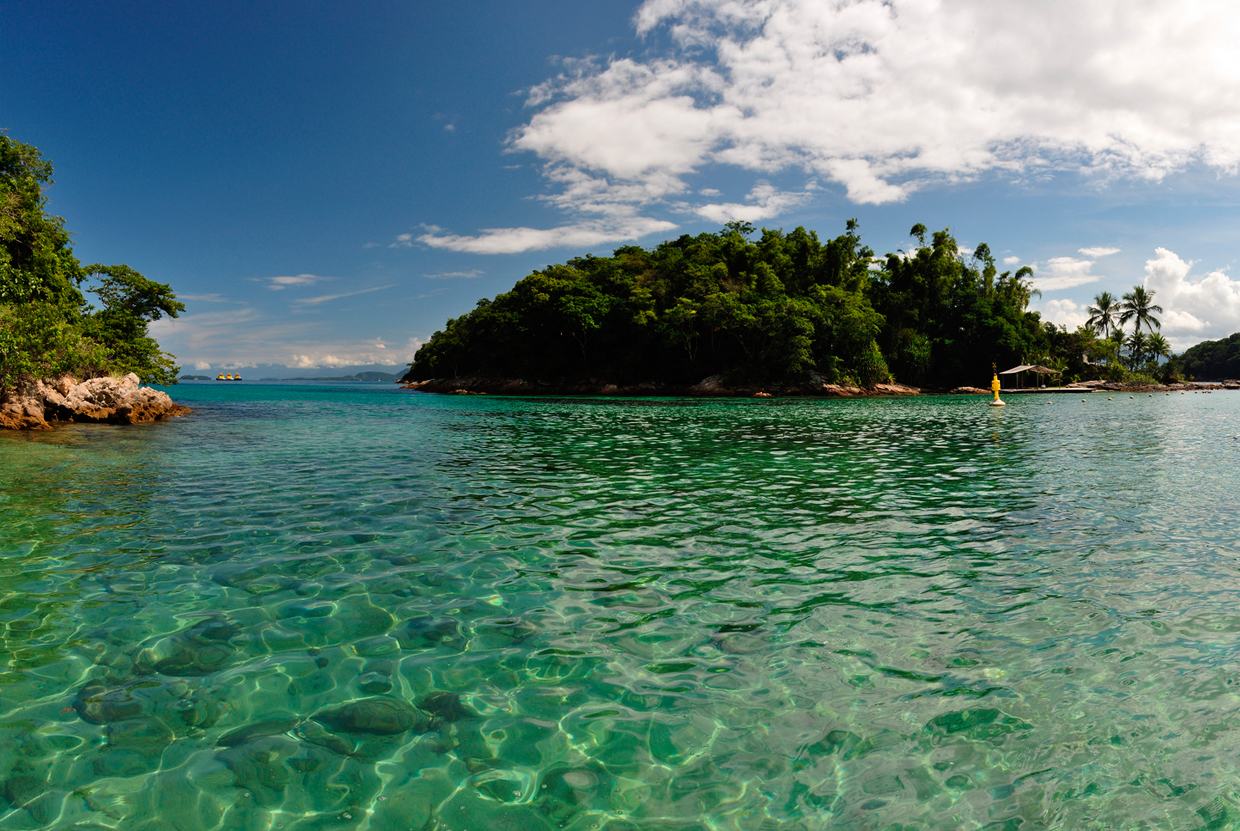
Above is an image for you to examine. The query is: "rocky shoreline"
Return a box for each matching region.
[403,374,1240,399]
[0,373,191,430]
[1066,379,1239,393]
[951,379,1240,394]
[401,373,920,398]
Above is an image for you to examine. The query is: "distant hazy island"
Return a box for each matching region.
[256,372,401,383]
[403,221,1196,396]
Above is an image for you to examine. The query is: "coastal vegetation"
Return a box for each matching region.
[0,133,183,392]
[1079,287,1179,384]
[404,221,1173,390]
[1173,332,1240,380]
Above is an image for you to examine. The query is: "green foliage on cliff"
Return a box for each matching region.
[1173,332,1240,380]
[0,133,183,390]
[405,221,1056,388]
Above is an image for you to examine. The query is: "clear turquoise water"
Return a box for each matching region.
[2,383,1239,830]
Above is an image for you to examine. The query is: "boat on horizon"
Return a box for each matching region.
[216,373,243,381]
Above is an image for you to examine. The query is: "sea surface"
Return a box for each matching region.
[1,382,1239,830]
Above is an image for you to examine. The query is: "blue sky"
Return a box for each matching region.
[7,0,1240,375]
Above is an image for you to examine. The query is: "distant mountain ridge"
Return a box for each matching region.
[258,371,401,382]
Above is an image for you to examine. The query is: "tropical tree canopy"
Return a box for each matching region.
[0,133,182,389]
[1175,332,1240,379]
[1086,291,1118,338]
[1119,286,1163,333]
[405,222,1060,388]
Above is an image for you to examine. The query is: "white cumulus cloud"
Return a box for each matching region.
[1079,247,1120,258]
[1142,248,1240,348]
[692,181,815,223]
[1036,298,1089,331]
[433,0,1240,254]
[418,215,677,254]
[1031,257,1103,292]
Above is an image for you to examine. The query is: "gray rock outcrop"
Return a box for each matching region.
[0,373,190,430]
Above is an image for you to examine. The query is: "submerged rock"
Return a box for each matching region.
[74,684,144,725]
[217,715,302,747]
[90,717,175,777]
[357,672,393,695]
[922,708,1031,742]
[294,720,360,758]
[174,684,226,729]
[395,617,465,651]
[136,616,242,677]
[0,373,190,430]
[312,697,428,736]
[105,717,174,752]
[472,618,539,647]
[2,773,46,808]
[418,691,475,724]
[217,735,296,806]
[73,677,190,725]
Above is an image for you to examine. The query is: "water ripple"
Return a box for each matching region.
[0,385,1238,829]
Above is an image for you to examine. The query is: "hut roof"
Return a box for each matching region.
[999,364,1060,375]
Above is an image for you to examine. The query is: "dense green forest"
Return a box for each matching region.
[0,134,182,390]
[1174,332,1240,379]
[405,220,1132,389]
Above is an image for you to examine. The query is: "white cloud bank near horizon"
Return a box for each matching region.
[422,0,1240,254]
[150,306,422,370]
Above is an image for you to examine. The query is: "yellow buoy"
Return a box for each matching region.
[990,369,1005,406]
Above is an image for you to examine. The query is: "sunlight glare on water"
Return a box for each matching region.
[1,383,1239,830]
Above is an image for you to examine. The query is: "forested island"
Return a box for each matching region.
[0,133,186,428]
[403,221,1182,395]
[1174,333,1240,380]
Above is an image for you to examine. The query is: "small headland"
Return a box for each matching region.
[402,373,920,398]
[0,373,191,430]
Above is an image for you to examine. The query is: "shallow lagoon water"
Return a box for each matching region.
[1,383,1239,830]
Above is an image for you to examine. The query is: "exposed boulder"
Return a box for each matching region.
[871,382,920,395]
[687,374,729,395]
[0,374,190,430]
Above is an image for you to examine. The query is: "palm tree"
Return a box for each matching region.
[1125,330,1149,370]
[1147,332,1172,363]
[1119,286,1163,333]
[1086,291,1118,338]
